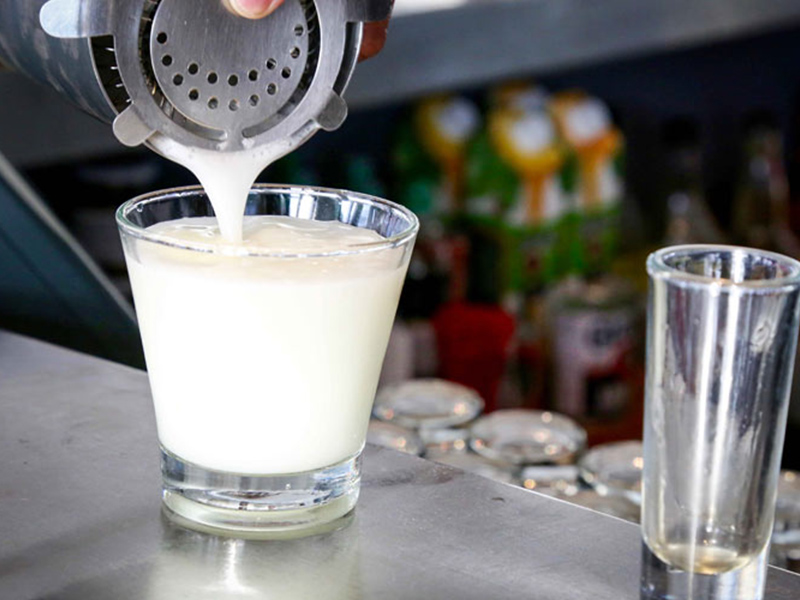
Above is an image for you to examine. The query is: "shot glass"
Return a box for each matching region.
[117,185,418,536]
[641,245,800,599]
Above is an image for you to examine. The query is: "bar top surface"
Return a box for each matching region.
[1,331,798,599]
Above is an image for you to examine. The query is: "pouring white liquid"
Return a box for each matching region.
[149,134,287,241]
[124,136,411,474]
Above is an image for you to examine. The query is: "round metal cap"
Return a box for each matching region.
[469,409,587,466]
[373,379,485,430]
[579,440,643,505]
[519,464,581,496]
[563,489,640,523]
[418,426,471,455]
[428,450,518,485]
[366,420,425,457]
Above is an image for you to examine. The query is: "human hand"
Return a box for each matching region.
[224,0,390,60]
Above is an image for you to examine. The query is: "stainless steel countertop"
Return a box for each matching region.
[1,331,798,599]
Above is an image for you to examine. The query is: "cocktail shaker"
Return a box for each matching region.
[0,0,390,156]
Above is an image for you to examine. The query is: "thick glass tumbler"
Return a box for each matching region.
[642,245,800,600]
[117,185,418,536]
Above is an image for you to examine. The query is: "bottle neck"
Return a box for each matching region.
[665,147,704,196]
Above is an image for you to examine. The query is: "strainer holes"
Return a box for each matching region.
[228,74,239,86]
[156,32,168,44]
[161,55,173,67]
[248,70,259,82]
[207,72,218,84]
[173,74,184,86]
[188,63,199,75]
[229,99,239,111]
[290,47,301,59]
[267,83,277,95]
[266,58,277,70]
[208,97,219,109]
[281,67,291,79]
[294,25,304,36]
[188,88,199,101]
[249,94,259,107]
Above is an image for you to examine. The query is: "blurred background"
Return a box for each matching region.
[2,0,800,543]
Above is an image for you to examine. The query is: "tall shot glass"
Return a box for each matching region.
[642,245,800,599]
[117,185,418,537]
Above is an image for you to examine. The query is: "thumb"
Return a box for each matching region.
[225,0,284,19]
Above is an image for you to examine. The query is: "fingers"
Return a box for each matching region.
[224,0,284,20]
[224,0,389,61]
[359,19,390,61]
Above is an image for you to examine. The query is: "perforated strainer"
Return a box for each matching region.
[39,0,390,154]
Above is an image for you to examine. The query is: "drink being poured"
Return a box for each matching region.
[118,183,418,536]
[0,0,403,536]
[117,94,421,533]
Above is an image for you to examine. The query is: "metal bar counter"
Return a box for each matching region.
[1,331,798,599]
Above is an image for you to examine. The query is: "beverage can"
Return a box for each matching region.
[548,276,641,420]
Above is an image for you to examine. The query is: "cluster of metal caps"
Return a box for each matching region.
[368,377,800,573]
[367,379,641,522]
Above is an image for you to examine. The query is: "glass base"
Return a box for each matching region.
[640,541,768,600]
[160,447,360,539]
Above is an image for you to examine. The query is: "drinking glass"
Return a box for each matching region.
[117,184,418,536]
[641,245,800,599]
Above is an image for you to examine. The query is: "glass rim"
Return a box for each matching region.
[647,244,800,290]
[115,183,419,258]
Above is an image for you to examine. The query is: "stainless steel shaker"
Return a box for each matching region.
[0,0,390,156]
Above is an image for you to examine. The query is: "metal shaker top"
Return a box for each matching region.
[0,1,113,122]
[36,0,390,153]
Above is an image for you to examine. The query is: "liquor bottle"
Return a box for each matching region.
[393,95,480,305]
[790,97,800,235]
[432,301,515,413]
[659,117,725,245]
[344,154,387,199]
[393,96,481,386]
[550,91,625,274]
[788,99,800,451]
[545,175,644,440]
[732,110,800,257]
[464,83,571,308]
[462,83,569,409]
[732,110,800,447]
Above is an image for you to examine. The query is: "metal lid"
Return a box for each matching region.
[366,420,424,457]
[777,471,800,506]
[770,471,800,570]
[469,409,587,466]
[774,470,800,531]
[373,379,485,430]
[562,489,640,523]
[519,465,581,497]
[419,426,471,454]
[427,450,517,485]
[579,441,643,505]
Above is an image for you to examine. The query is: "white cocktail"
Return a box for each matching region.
[117,186,417,535]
